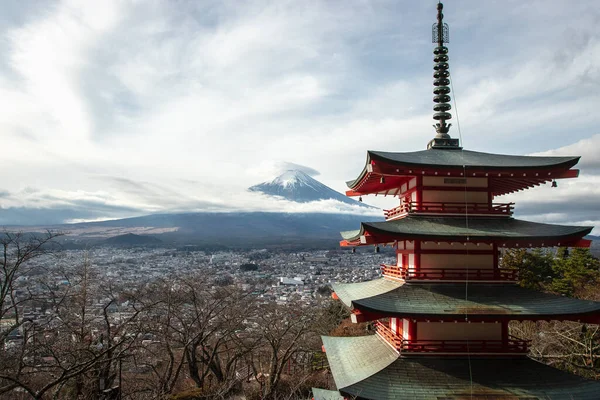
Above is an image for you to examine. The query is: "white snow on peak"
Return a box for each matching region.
[249,168,373,208]
[270,170,315,189]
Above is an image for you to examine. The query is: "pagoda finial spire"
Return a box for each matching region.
[428,2,461,150]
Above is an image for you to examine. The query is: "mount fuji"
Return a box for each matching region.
[7,170,380,249]
[249,170,370,207]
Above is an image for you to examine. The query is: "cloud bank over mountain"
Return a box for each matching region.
[0,177,380,226]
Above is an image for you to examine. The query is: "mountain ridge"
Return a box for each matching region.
[100,233,163,247]
[52,211,380,249]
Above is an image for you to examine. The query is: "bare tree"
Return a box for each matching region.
[0,235,342,399]
[504,247,600,379]
[132,275,258,399]
[179,280,256,391]
[246,302,318,400]
[512,320,600,379]
[0,247,153,399]
[130,278,188,398]
[0,231,62,342]
[0,231,63,396]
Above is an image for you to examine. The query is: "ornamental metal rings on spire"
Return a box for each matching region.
[433,2,451,126]
[428,2,459,149]
[432,12,449,43]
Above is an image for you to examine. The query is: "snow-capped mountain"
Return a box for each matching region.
[249,170,369,207]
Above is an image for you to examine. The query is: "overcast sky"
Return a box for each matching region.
[1,0,599,232]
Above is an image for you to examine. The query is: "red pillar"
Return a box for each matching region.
[409,320,417,341]
[416,176,423,206]
[415,241,421,273]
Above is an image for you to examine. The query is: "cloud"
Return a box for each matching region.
[0,187,143,225]
[275,162,320,177]
[0,1,599,232]
[247,161,321,182]
[504,136,600,235]
[505,172,600,235]
[0,176,381,225]
[530,134,600,173]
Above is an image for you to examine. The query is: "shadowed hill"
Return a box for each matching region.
[100,233,163,247]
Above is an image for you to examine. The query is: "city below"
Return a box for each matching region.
[19,245,390,320]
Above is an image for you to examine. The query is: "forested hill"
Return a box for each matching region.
[99,233,163,247]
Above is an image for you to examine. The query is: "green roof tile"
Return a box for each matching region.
[322,335,398,389]
[370,149,578,169]
[332,279,402,308]
[323,335,600,400]
[334,279,600,319]
[347,149,579,189]
[341,215,592,242]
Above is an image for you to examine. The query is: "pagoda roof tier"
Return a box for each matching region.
[322,334,600,400]
[340,215,592,247]
[332,279,600,322]
[346,149,580,196]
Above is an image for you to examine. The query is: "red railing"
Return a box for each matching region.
[384,203,412,219]
[376,322,529,354]
[384,202,514,220]
[380,264,518,281]
[381,264,404,280]
[375,321,402,349]
[401,336,529,354]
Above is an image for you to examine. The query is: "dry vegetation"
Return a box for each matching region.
[502,247,600,379]
[0,232,338,399]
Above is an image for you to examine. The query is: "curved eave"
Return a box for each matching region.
[340,229,362,241]
[322,335,398,390]
[346,149,581,196]
[339,216,593,248]
[332,279,402,308]
[323,335,600,400]
[332,279,600,322]
[345,151,375,191]
[370,149,580,171]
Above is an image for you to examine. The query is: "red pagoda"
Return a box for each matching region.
[313,3,600,400]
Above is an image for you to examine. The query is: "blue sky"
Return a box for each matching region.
[1,0,599,232]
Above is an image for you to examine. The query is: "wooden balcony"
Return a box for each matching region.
[384,202,514,220]
[375,321,402,349]
[401,337,529,354]
[380,264,518,282]
[376,321,529,355]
